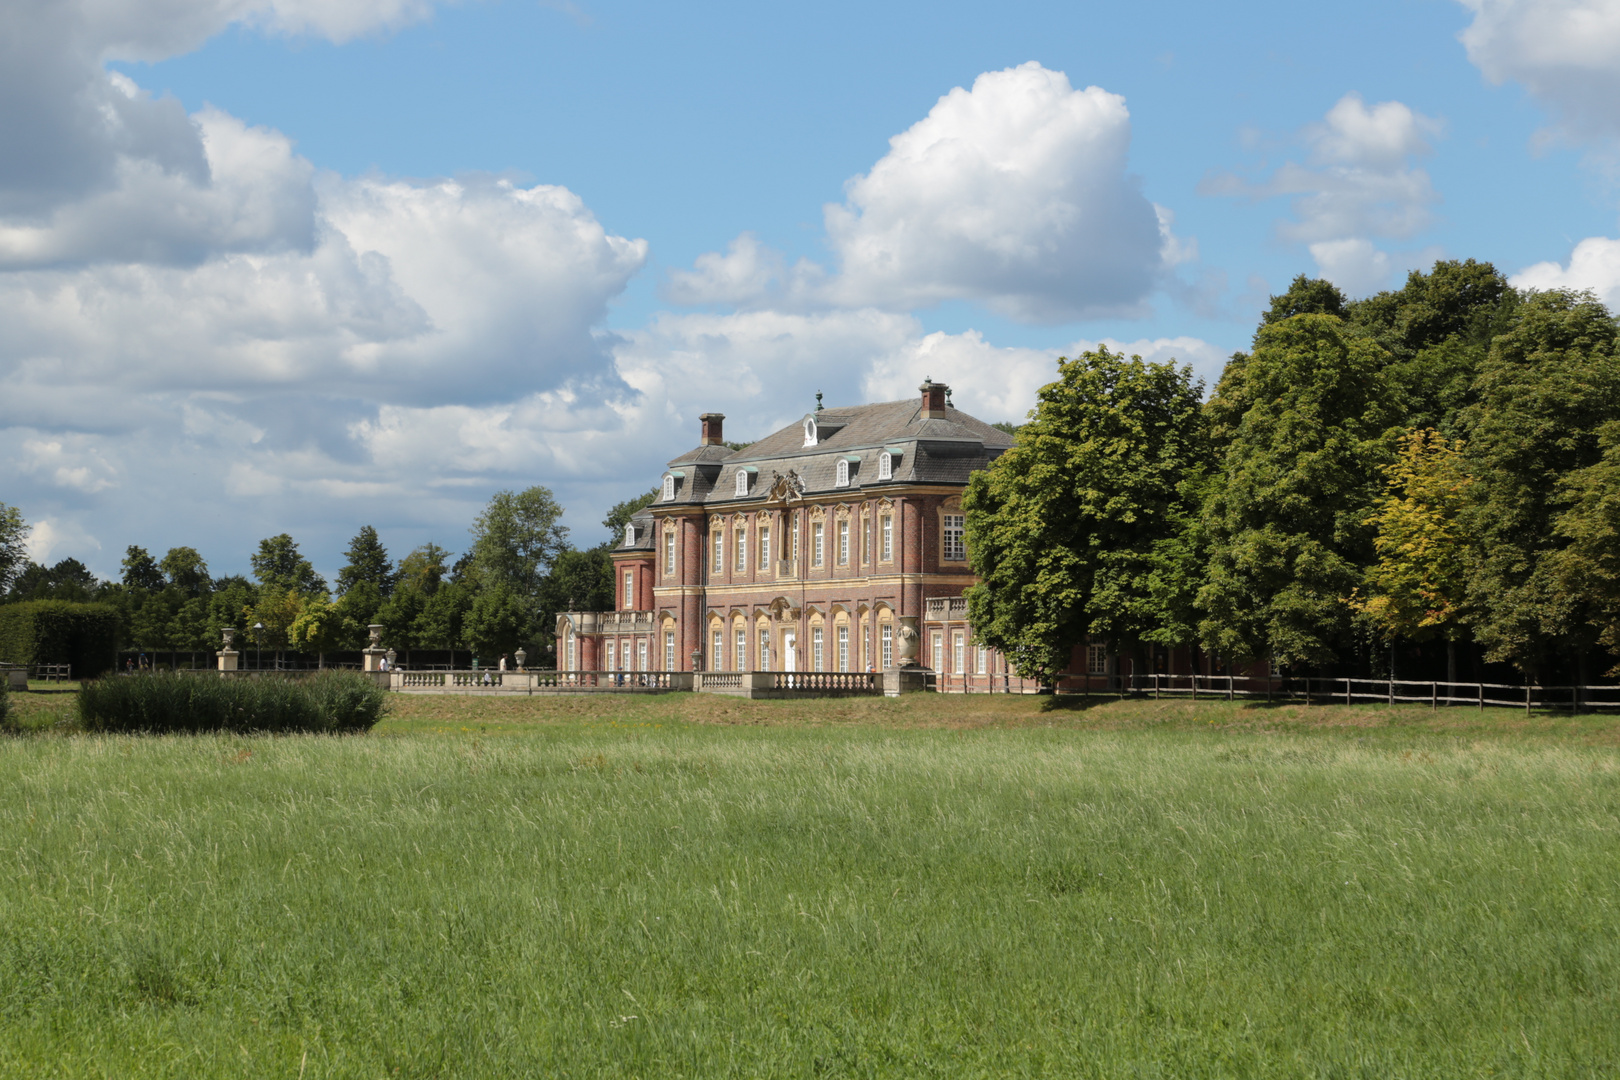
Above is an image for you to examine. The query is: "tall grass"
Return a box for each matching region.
[77,670,386,734]
[0,723,1616,1076]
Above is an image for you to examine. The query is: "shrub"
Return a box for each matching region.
[0,679,9,731]
[0,601,120,677]
[78,671,387,734]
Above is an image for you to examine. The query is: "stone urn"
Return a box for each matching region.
[895,616,922,667]
[221,626,236,650]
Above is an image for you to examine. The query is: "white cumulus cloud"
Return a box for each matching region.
[1512,235,1620,307]
[668,63,1176,324]
[1458,0,1620,142]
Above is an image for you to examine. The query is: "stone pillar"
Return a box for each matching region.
[217,627,240,672]
[362,624,387,672]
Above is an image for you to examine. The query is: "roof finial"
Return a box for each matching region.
[815,390,823,412]
[945,386,953,407]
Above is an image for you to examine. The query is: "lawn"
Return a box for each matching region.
[1,691,1617,1077]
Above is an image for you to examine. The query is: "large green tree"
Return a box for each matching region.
[0,503,28,596]
[160,547,211,595]
[466,487,568,647]
[335,526,394,597]
[1460,288,1620,679]
[963,347,1208,681]
[1198,313,1399,668]
[251,535,327,596]
[603,490,658,545]
[120,546,166,592]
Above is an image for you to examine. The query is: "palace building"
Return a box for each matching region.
[558,379,1041,685]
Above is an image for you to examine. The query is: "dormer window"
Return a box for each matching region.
[662,475,675,501]
[835,459,850,488]
[803,417,817,447]
[735,470,748,497]
[624,523,637,545]
[878,453,892,480]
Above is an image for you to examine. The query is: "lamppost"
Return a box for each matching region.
[252,622,264,671]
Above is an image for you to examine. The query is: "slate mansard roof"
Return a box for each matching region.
[633,395,1014,530]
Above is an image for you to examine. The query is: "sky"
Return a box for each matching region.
[6,0,1620,584]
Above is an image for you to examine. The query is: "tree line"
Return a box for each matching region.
[966,260,1620,687]
[0,486,657,667]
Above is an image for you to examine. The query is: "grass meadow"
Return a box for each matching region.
[1,691,1617,1077]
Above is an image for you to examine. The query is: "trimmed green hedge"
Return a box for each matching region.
[0,601,119,677]
[78,671,387,734]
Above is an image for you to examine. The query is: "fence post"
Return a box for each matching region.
[1192,674,1198,701]
[1478,683,1484,712]
[1346,679,1351,706]
[1154,673,1159,700]
[1526,685,1532,716]
[1228,675,1234,701]
[1431,682,1437,710]
[1388,678,1394,706]
[1304,676,1310,705]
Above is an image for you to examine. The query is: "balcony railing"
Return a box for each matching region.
[924,596,969,621]
[769,671,881,694]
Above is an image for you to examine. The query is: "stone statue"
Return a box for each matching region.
[895,616,921,667]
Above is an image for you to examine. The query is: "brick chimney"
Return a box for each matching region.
[919,379,949,419]
[700,412,726,445]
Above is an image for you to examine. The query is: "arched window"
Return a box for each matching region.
[803,417,817,447]
[735,470,748,496]
[662,475,675,500]
[878,452,892,480]
[835,459,850,487]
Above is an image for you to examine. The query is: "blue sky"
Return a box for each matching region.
[6,0,1620,583]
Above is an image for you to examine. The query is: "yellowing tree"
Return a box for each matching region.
[1352,428,1473,680]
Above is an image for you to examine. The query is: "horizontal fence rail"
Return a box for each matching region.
[769,671,882,695]
[1139,673,1620,712]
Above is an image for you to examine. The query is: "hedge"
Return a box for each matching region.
[78,670,387,734]
[0,601,119,677]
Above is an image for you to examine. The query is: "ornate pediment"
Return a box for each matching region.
[765,470,805,506]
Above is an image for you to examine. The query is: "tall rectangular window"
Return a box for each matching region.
[881,515,893,562]
[837,626,849,672]
[952,631,965,674]
[638,640,647,671]
[759,628,771,671]
[736,528,747,572]
[623,569,634,609]
[837,519,850,565]
[932,633,944,672]
[713,529,724,575]
[792,515,800,562]
[976,644,987,675]
[943,514,966,561]
[812,627,825,671]
[664,631,675,671]
[712,628,723,670]
[567,634,575,670]
[881,624,893,668]
[1088,643,1107,674]
[812,521,824,567]
[605,641,615,671]
[664,531,674,576]
[861,518,869,564]
[759,525,770,570]
[735,627,746,671]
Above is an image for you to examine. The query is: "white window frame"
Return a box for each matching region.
[932,632,944,672]
[735,627,746,671]
[735,470,748,496]
[835,459,850,488]
[624,523,637,546]
[881,624,893,668]
[878,452,892,480]
[638,640,647,671]
[758,525,771,570]
[812,626,825,672]
[664,631,675,671]
[803,417,817,446]
[623,569,633,609]
[976,644,987,675]
[735,528,747,573]
[792,514,800,562]
[662,475,675,501]
[664,530,675,576]
[881,515,893,562]
[837,519,849,566]
[943,514,966,562]
[759,628,771,671]
[712,628,723,670]
[712,528,724,575]
[605,640,615,672]
[812,521,824,567]
[837,625,849,672]
[952,631,965,674]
